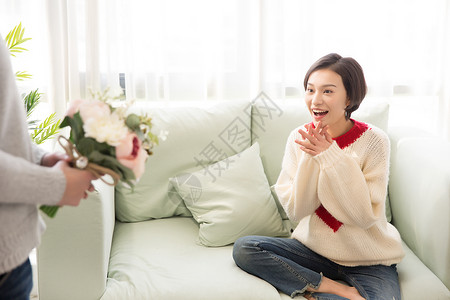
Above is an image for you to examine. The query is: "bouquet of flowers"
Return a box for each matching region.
[40,90,159,218]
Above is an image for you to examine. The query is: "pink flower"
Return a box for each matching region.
[116,132,148,179]
[78,99,111,121]
[66,99,85,117]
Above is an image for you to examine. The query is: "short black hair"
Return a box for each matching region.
[304,53,367,120]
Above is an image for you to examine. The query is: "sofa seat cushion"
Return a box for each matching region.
[398,241,450,299]
[101,217,296,300]
[101,218,449,300]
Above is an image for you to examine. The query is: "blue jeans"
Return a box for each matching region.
[0,259,33,300]
[233,236,401,300]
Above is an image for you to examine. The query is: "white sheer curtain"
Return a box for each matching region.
[1,0,449,140]
[45,0,260,108]
[260,0,450,139]
[0,0,50,103]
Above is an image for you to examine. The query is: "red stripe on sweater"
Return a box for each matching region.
[309,119,369,149]
[315,205,343,232]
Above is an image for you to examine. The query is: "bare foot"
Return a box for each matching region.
[303,292,314,300]
[307,276,366,300]
[344,287,366,300]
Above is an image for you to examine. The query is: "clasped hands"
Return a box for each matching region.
[295,121,333,156]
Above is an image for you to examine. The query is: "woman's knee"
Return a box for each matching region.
[232,235,263,267]
[233,236,252,265]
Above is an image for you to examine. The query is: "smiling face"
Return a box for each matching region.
[305,68,353,138]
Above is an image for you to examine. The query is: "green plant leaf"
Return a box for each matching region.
[27,119,39,130]
[5,23,31,57]
[16,71,32,81]
[31,113,61,144]
[23,89,41,118]
[37,119,61,144]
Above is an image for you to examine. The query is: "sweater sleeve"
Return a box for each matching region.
[32,142,48,165]
[0,35,65,206]
[274,127,321,224]
[312,130,390,229]
[0,149,66,206]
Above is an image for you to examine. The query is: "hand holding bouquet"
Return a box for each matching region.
[40,91,159,218]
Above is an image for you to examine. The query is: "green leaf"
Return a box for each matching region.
[27,119,39,130]
[125,114,141,131]
[23,89,41,118]
[77,137,110,158]
[77,138,97,156]
[16,71,32,81]
[40,205,59,218]
[30,113,61,144]
[76,137,115,157]
[5,23,31,57]
[60,116,72,129]
[71,113,85,142]
[61,112,85,144]
[11,47,28,52]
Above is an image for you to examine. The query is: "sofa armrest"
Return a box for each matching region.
[37,180,115,300]
[389,133,450,290]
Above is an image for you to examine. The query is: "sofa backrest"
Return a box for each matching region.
[115,101,252,222]
[114,98,390,222]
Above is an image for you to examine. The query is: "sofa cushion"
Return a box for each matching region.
[115,101,253,222]
[102,218,449,300]
[251,96,392,221]
[170,142,289,247]
[102,218,296,300]
[397,241,450,299]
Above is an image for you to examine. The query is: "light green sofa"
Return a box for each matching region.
[38,97,450,300]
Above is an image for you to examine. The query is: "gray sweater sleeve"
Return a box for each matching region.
[0,150,65,205]
[32,142,48,165]
[0,35,65,205]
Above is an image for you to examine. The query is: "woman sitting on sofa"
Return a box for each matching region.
[233,53,405,300]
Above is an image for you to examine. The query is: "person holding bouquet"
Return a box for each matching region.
[233,53,404,300]
[0,36,96,299]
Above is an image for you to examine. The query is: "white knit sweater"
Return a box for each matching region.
[0,37,65,274]
[274,120,404,267]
